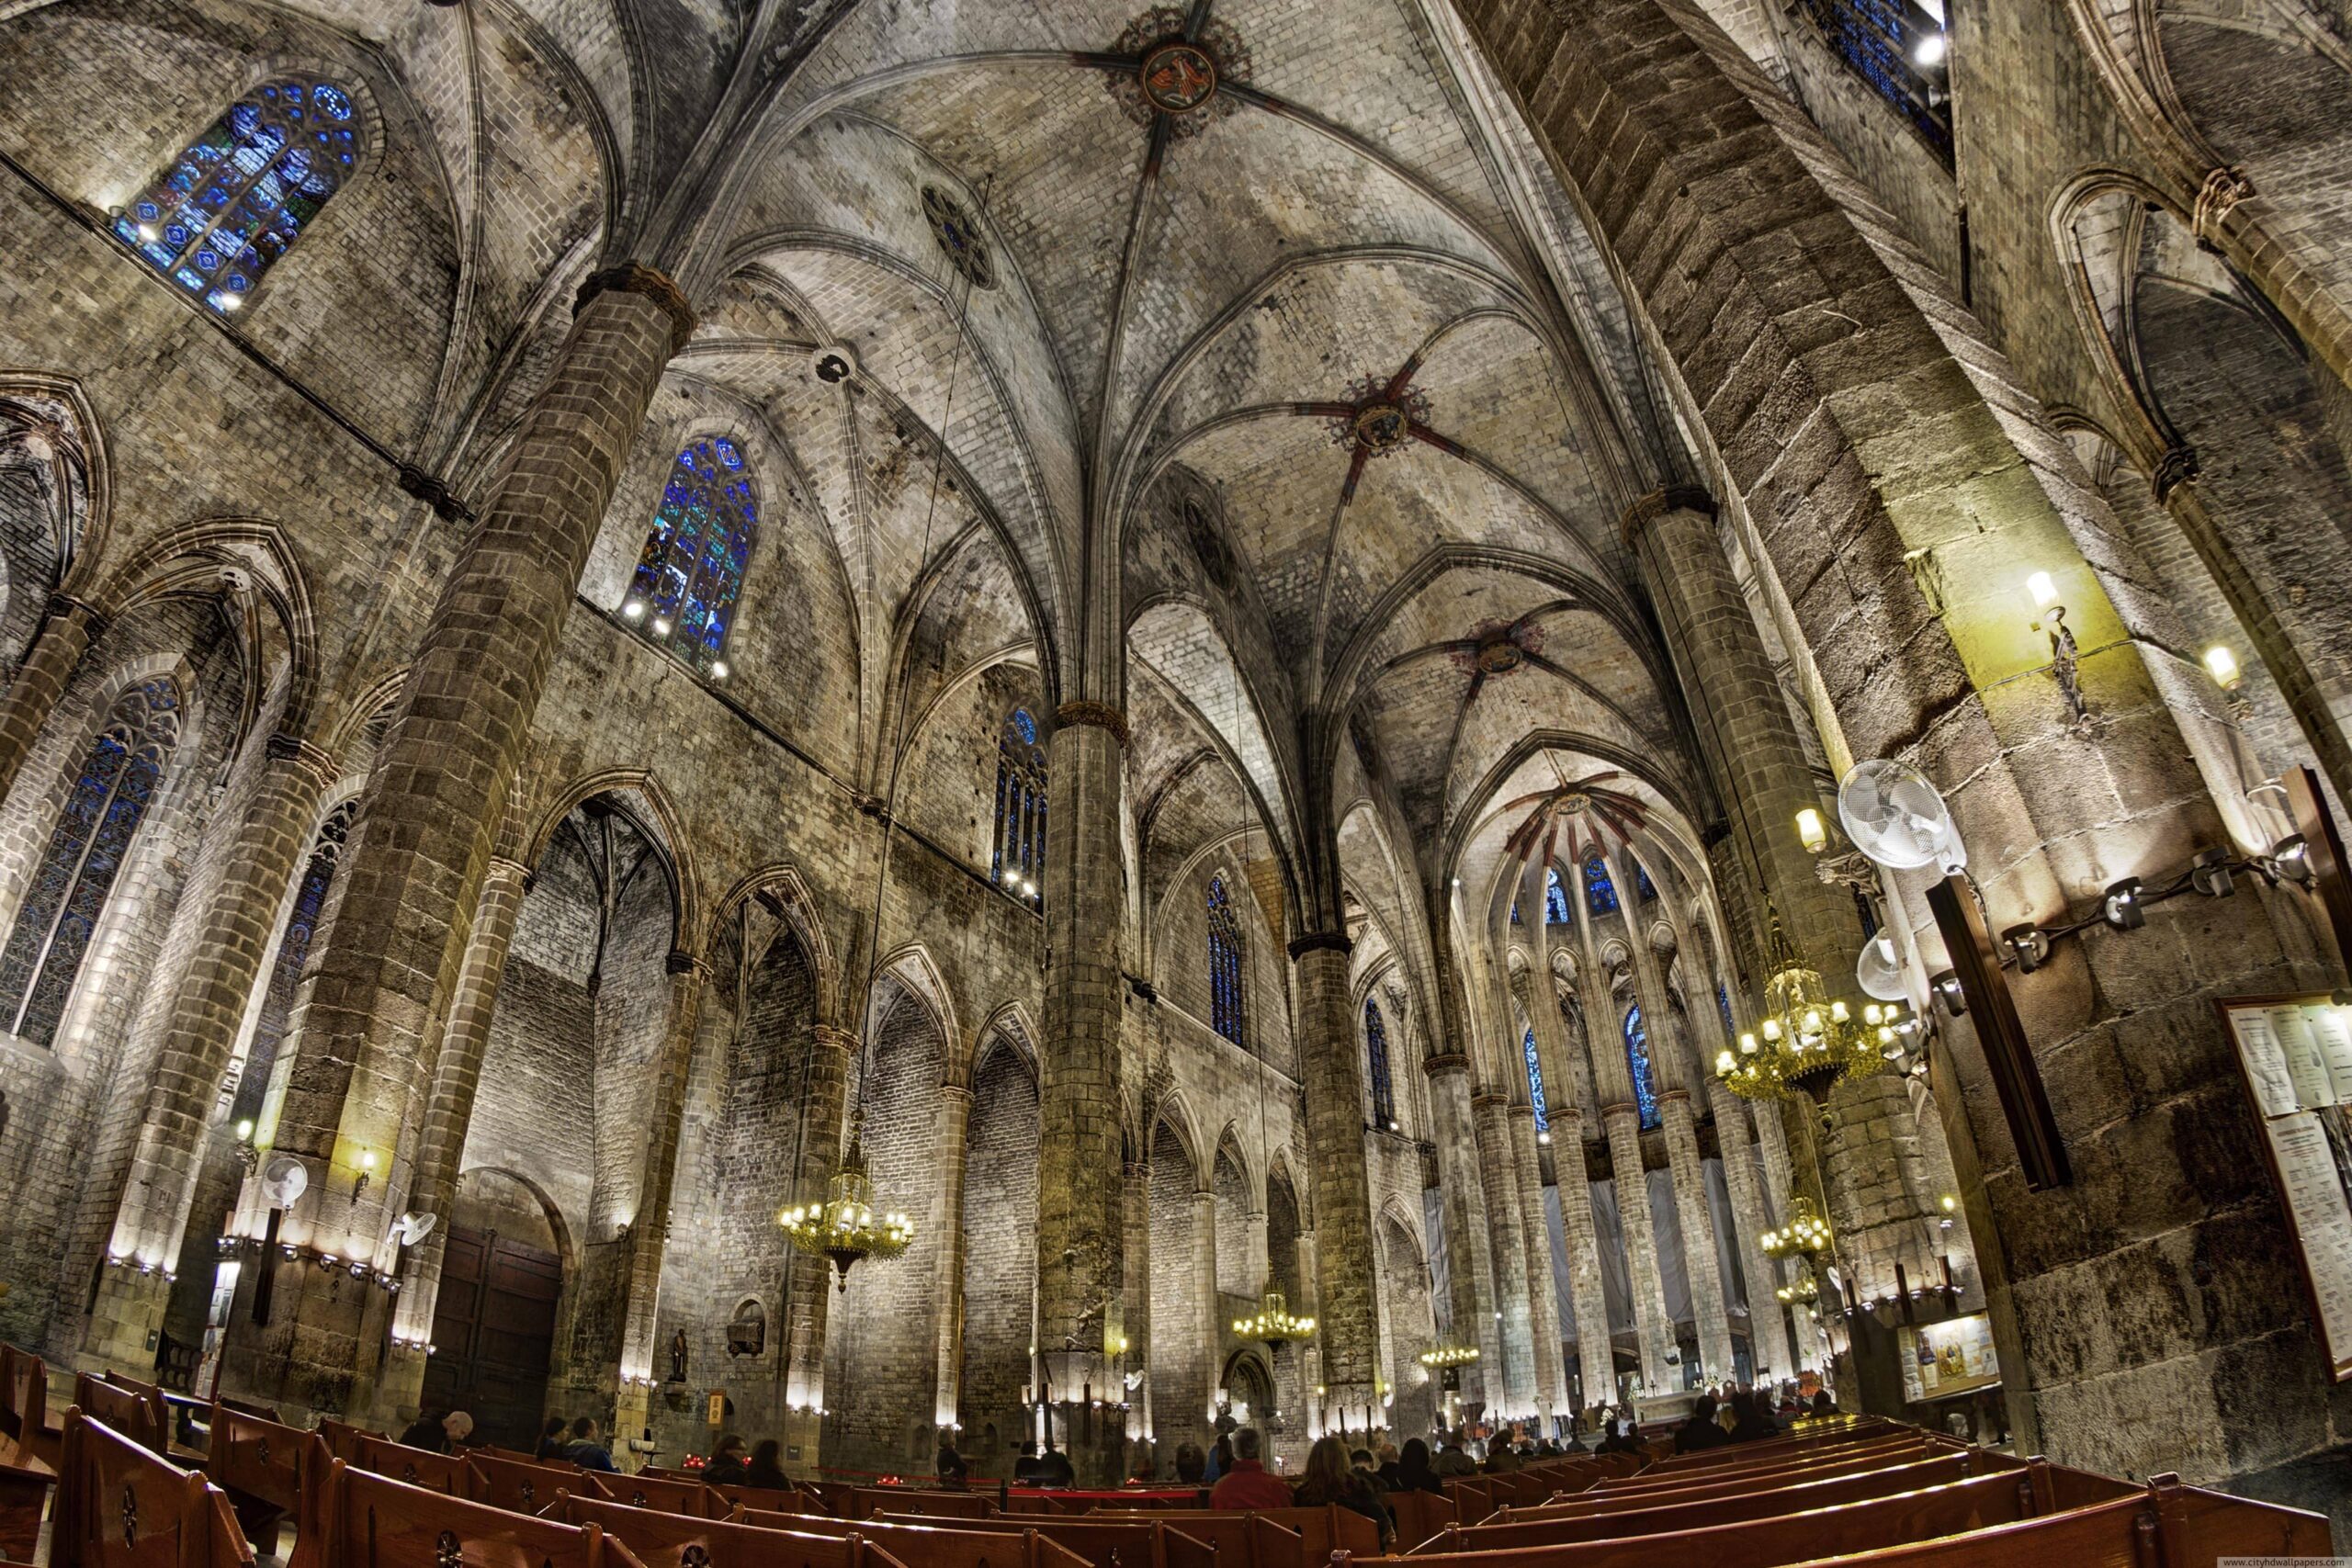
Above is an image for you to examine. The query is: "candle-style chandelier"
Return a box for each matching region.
[1416,1342,1482,1371]
[1233,1285,1316,1349]
[1760,1195,1834,1266]
[1717,960,1908,1110]
[780,1117,914,1290]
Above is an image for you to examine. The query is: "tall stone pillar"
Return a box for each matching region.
[1036,703,1126,1481]
[377,854,530,1420]
[1709,1082,1795,1381]
[0,592,103,807]
[1752,1103,1824,1371]
[1469,1091,1536,1415]
[931,1083,975,1430]
[82,728,336,1369]
[1505,1104,1563,1420]
[1123,1159,1151,1443]
[1192,1188,1220,1427]
[1421,1052,1501,1404]
[1657,1091,1734,1382]
[1600,1106,1674,1392]
[224,266,692,1413]
[1290,934,1381,1417]
[783,1025,854,1442]
[1548,1107,1617,1413]
[608,955,706,1448]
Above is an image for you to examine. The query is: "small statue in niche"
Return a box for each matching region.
[667,1328,689,1384]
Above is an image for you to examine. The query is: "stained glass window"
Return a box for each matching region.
[992,707,1046,900]
[1544,866,1570,924]
[1791,0,1953,167]
[1523,1025,1549,1134]
[1624,1003,1660,1131]
[1510,899,1521,925]
[113,79,357,313]
[0,679,180,1046]
[623,435,760,676]
[1583,855,1619,917]
[1635,862,1658,903]
[1366,998,1396,1131]
[1717,980,1736,1040]
[1207,874,1246,1046]
[229,800,356,1125]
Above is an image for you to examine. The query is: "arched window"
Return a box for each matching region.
[1715,980,1736,1039]
[1206,874,1246,1046]
[621,435,760,677]
[1544,866,1571,924]
[230,799,356,1125]
[114,79,357,313]
[1623,1003,1660,1131]
[1583,855,1619,917]
[1635,862,1658,903]
[1365,998,1397,1131]
[1523,1025,1550,1134]
[0,679,181,1046]
[992,706,1046,898]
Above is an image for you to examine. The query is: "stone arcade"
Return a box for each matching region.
[2,0,2350,1537]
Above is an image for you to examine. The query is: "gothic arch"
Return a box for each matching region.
[710,864,842,1032]
[519,768,699,956]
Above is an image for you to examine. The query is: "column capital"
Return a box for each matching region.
[664,949,700,976]
[575,263,696,354]
[937,1081,976,1104]
[45,590,107,633]
[1053,700,1129,748]
[2152,444,2200,501]
[263,729,338,786]
[1420,1051,1470,1077]
[812,1024,859,1055]
[1470,1089,1510,1112]
[2192,165,2254,244]
[485,854,533,885]
[1618,484,1716,548]
[1286,931,1351,961]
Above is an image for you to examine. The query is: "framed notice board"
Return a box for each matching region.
[2217,995,2352,1382]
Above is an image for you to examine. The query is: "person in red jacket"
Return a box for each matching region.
[1207,1427,1295,1510]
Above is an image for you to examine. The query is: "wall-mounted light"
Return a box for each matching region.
[622,599,646,621]
[2100,877,2146,931]
[1915,29,1948,66]
[353,1147,377,1204]
[2203,646,2243,692]
[2026,573,2087,724]
[709,660,729,681]
[234,1119,254,1144]
[1795,807,1828,855]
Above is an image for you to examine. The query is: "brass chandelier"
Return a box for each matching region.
[1232,1286,1316,1349]
[1416,1342,1481,1371]
[1717,962,1907,1108]
[780,1119,914,1291]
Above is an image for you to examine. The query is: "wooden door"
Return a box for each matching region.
[421,1224,560,1450]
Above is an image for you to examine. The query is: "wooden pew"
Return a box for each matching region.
[0,1345,56,1563]
[875,1510,1219,1568]
[1065,1507,1305,1568]
[548,1495,918,1568]
[1385,1487,1456,1552]
[289,1459,650,1568]
[100,1371,199,1459]
[720,1481,833,1516]
[1082,1506,1378,1564]
[590,1467,725,1516]
[1454,1454,1985,1543]
[740,1510,1093,1568]
[470,1450,584,1514]
[72,1374,165,1458]
[0,1347,63,1473]
[51,1407,253,1568]
[353,1431,474,1495]
[1538,1447,1983,1515]
[314,1416,378,1463]
[1645,1422,1896,1473]
[851,1486,993,1520]
[1583,1438,1942,1499]
[205,1404,328,1558]
[1439,1475,1496,1524]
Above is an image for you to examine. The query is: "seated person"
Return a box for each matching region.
[1206,1427,1294,1510]
[563,1416,618,1472]
[396,1409,472,1453]
[705,1434,751,1484]
[1674,1395,1731,1453]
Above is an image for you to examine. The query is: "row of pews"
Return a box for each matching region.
[0,1349,2335,1567]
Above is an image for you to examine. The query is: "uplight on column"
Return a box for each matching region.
[2203,646,2243,692]
[1795,807,1827,854]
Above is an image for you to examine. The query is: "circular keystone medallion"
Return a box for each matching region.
[1140,41,1218,112]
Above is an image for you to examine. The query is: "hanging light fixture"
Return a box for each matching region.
[1716,960,1905,1110]
[779,1115,914,1291]
[1416,1343,1481,1371]
[1233,1286,1315,1349]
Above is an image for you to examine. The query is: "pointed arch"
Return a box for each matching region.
[520,768,700,955]
[1206,868,1248,1046]
[710,863,841,1031]
[620,432,761,675]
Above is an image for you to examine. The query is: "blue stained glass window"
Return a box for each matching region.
[1717,980,1736,1039]
[1207,874,1246,1046]
[992,708,1046,899]
[230,800,356,1124]
[1583,856,1619,917]
[1624,1003,1660,1131]
[1523,1025,1549,1134]
[1792,0,1952,167]
[1635,862,1658,903]
[113,78,356,312]
[1510,900,1521,925]
[0,680,180,1046]
[626,435,759,675]
[1544,867,1570,924]
[1366,998,1396,1130]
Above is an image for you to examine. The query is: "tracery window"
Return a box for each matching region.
[1544,866,1571,924]
[1365,998,1397,1131]
[114,78,357,313]
[1790,0,1953,167]
[1623,1003,1660,1131]
[1716,980,1736,1040]
[1583,855,1619,917]
[622,435,760,677]
[1207,874,1246,1046]
[1635,862,1658,903]
[992,706,1046,899]
[230,800,356,1124]
[1523,1025,1550,1135]
[0,679,181,1046]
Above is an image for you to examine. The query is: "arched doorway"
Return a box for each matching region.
[421,1168,565,1450]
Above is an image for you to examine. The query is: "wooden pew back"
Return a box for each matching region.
[876,1510,1222,1568]
[52,1407,252,1568]
[206,1405,325,1513]
[853,1486,993,1520]
[1468,1454,1981,1542]
[291,1459,650,1568]
[549,1495,917,1568]
[1066,1508,1304,1568]
[353,1432,474,1495]
[1645,1418,1895,1472]
[73,1374,165,1457]
[1386,1487,1456,1551]
[0,1345,46,1461]
[741,1509,1093,1568]
[1588,1437,1940,1498]
[469,1450,582,1514]
[1547,1447,1977,1515]
[589,1467,721,1516]
[314,1417,377,1463]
